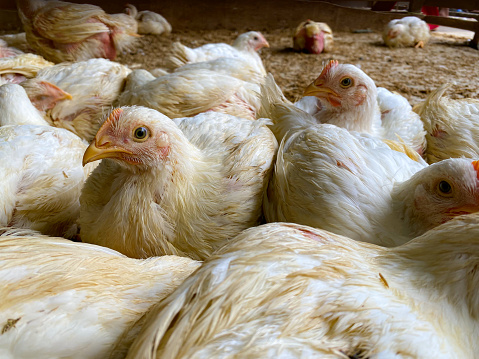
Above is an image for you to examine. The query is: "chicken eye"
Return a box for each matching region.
[253,36,259,40]
[437,180,453,196]
[133,126,149,142]
[339,77,353,88]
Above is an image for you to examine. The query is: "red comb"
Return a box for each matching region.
[473,160,479,180]
[97,108,124,133]
[318,60,339,78]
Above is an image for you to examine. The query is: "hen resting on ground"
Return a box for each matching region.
[0,125,97,238]
[22,58,131,142]
[0,53,53,86]
[383,16,431,48]
[295,61,426,153]
[80,106,276,260]
[413,83,479,164]
[0,231,200,359]
[124,4,171,35]
[165,31,269,75]
[125,218,479,359]
[293,20,333,54]
[264,123,479,247]
[17,0,139,62]
[117,68,261,121]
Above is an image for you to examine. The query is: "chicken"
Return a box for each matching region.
[125,218,479,359]
[80,106,276,260]
[124,4,172,35]
[117,68,260,121]
[21,58,131,141]
[0,231,200,359]
[293,20,333,54]
[413,83,479,164]
[165,31,269,75]
[299,60,426,153]
[264,123,479,247]
[0,84,49,126]
[0,53,53,86]
[0,39,23,58]
[383,16,431,48]
[0,125,97,238]
[17,0,139,63]
[173,57,265,84]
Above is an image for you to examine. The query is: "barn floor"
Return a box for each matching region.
[117,28,479,106]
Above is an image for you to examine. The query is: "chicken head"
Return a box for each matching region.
[395,158,479,237]
[234,31,269,52]
[83,107,180,169]
[304,60,376,111]
[22,80,72,112]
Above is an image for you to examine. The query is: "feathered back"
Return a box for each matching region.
[126,219,479,358]
[258,74,317,142]
[414,83,479,164]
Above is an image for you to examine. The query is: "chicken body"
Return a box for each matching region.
[0,125,96,238]
[383,16,431,48]
[125,4,172,35]
[0,53,53,86]
[125,219,479,359]
[0,231,200,359]
[414,83,479,164]
[17,0,139,62]
[296,61,425,153]
[293,20,333,54]
[80,106,276,260]
[264,123,479,246]
[22,58,131,142]
[0,84,49,126]
[166,31,269,75]
[117,68,260,121]
[173,57,265,84]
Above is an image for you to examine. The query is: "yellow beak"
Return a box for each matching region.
[82,140,133,166]
[303,82,339,98]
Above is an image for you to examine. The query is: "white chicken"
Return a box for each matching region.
[80,106,276,260]
[0,53,53,86]
[264,123,479,247]
[124,4,172,35]
[413,83,479,164]
[0,231,200,359]
[165,31,269,75]
[383,16,431,48]
[116,68,261,121]
[297,60,426,153]
[293,20,333,54]
[21,58,131,142]
[0,84,49,126]
[0,125,97,238]
[17,0,139,62]
[125,218,479,359]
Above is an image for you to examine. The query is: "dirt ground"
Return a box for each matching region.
[117,28,479,106]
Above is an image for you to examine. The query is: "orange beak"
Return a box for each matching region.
[82,136,133,166]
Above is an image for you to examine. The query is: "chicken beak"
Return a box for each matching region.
[82,139,133,166]
[303,82,341,107]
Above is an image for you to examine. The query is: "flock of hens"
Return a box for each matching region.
[2,0,479,358]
